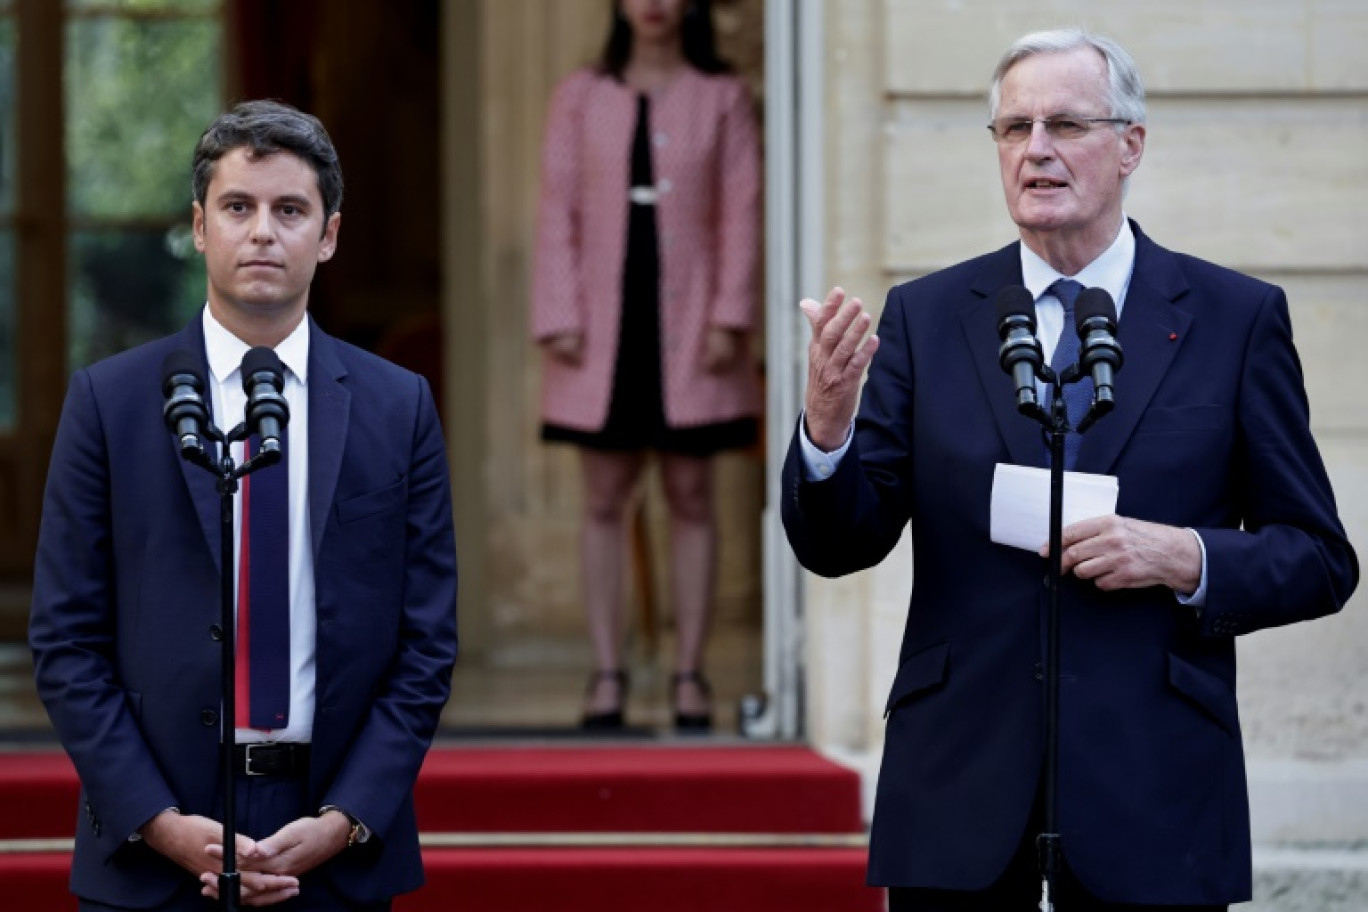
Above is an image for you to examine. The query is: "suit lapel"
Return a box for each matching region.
[307,317,350,558]
[959,244,1050,468]
[1075,225,1193,475]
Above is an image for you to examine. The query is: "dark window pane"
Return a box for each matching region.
[68,226,205,369]
[0,229,13,430]
[0,15,11,429]
[0,15,14,216]
[65,16,220,218]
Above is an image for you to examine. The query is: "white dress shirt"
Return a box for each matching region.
[202,307,317,744]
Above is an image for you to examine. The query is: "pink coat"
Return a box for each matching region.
[530,67,762,432]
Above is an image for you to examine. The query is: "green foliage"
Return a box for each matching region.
[66,15,221,218]
[66,1,219,13]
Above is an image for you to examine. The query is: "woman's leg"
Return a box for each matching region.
[579,447,648,714]
[658,451,717,717]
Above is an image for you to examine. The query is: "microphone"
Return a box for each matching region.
[996,285,1044,413]
[161,350,209,461]
[1074,287,1123,412]
[240,347,290,460]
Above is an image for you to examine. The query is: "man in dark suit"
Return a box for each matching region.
[29,100,459,910]
[784,28,1357,911]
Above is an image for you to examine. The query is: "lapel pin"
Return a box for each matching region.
[1168,332,1178,341]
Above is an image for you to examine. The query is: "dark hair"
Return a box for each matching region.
[191,99,344,224]
[598,0,732,77]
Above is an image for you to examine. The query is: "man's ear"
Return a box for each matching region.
[1119,123,1146,178]
[192,201,207,252]
[318,211,341,262]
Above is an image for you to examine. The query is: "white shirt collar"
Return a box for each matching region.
[201,307,310,386]
[1020,217,1136,314]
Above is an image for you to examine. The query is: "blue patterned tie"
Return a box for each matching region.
[1045,279,1092,469]
[237,429,290,730]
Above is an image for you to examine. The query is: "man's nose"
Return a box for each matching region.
[250,208,275,241]
[1025,121,1055,158]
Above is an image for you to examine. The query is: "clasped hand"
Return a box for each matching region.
[142,809,352,906]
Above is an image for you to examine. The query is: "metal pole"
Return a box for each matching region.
[1038,394,1066,912]
[216,456,241,910]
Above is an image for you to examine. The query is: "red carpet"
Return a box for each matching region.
[0,744,882,911]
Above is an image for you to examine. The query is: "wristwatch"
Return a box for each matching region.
[319,805,368,847]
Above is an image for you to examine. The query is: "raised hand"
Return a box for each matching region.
[799,287,879,451]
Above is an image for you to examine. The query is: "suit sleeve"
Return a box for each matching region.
[782,285,918,577]
[28,370,179,854]
[1196,285,1358,635]
[319,374,458,839]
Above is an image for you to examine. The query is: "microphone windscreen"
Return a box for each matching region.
[240,346,284,390]
[162,349,203,391]
[994,285,1037,331]
[1075,287,1117,328]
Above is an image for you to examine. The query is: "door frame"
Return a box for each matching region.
[753,0,824,740]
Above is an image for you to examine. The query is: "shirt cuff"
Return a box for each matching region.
[130,806,180,842]
[1173,528,1209,610]
[798,412,854,482]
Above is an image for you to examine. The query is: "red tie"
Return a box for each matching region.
[235,433,291,730]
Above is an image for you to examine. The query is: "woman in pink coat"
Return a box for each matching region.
[530,0,761,732]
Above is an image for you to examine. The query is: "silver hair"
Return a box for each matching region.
[988,28,1146,126]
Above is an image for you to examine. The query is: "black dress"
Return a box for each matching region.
[542,93,756,457]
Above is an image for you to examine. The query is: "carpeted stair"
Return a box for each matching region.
[0,744,881,911]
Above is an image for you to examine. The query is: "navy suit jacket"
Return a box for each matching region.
[29,315,459,906]
[783,223,1357,905]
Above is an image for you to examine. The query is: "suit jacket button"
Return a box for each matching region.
[1033,663,1044,682]
[201,708,219,726]
[209,624,224,641]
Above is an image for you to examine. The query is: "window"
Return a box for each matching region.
[0,0,222,582]
[64,0,222,368]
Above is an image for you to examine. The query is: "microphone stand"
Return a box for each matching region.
[178,420,282,911]
[1015,366,1113,912]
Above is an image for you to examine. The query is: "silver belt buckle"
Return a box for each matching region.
[244,742,269,776]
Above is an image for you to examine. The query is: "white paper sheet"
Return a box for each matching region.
[990,463,1119,552]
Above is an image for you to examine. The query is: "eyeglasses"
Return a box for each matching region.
[987,116,1132,144]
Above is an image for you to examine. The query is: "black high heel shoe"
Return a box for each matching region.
[671,671,713,733]
[580,669,629,730]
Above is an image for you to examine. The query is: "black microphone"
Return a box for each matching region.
[161,350,209,461]
[1074,287,1123,412]
[996,285,1044,413]
[240,347,290,460]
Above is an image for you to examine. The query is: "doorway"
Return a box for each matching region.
[441,0,770,736]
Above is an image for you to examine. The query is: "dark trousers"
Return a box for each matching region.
[79,771,392,912]
[888,814,1227,912]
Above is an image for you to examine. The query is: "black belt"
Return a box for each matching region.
[233,742,311,777]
